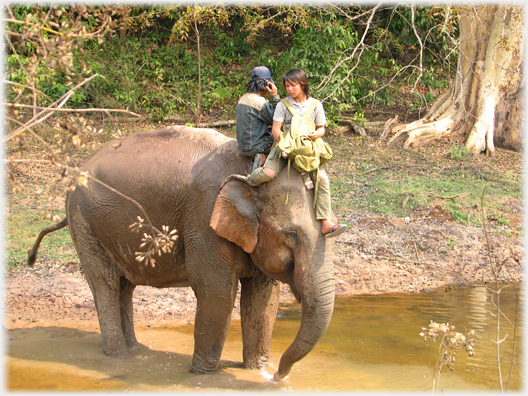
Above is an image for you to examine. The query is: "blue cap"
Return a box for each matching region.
[251,66,274,84]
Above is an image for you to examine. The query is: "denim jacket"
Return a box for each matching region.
[236,92,280,157]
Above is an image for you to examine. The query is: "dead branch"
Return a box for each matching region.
[198,120,236,128]
[427,192,471,200]
[379,115,399,143]
[338,119,368,137]
[358,163,429,175]
[5,159,53,163]
[106,115,236,129]
[6,103,141,117]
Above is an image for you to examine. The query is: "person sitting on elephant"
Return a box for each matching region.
[246,68,347,239]
[236,66,281,170]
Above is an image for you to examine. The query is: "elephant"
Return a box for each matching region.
[28,125,336,381]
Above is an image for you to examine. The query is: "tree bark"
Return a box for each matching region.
[388,5,524,155]
[194,19,202,126]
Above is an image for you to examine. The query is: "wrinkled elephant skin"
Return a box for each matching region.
[38,126,335,379]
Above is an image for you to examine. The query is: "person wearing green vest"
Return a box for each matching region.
[245,68,347,239]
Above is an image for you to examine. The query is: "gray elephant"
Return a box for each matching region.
[28,125,335,380]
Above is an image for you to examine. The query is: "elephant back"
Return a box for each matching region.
[65,126,252,286]
[83,126,245,188]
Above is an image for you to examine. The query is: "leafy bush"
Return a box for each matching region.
[290,18,359,107]
[6,4,457,122]
[5,52,89,108]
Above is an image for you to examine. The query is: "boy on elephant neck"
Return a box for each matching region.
[236,66,281,169]
[246,68,347,239]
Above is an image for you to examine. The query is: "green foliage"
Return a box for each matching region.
[212,21,253,63]
[6,4,459,123]
[290,18,362,109]
[81,35,219,118]
[5,50,88,108]
[448,143,472,161]
[421,69,448,89]
[381,5,459,65]
[326,134,522,228]
[353,111,367,126]
[6,206,75,270]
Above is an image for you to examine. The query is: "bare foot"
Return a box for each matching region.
[259,153,266,166]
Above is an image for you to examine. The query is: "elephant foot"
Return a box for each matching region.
[190,356,219,374]
[103,346,132,359]
[189,366,217,374]
[126,339,141,350]
[243,355,269,370]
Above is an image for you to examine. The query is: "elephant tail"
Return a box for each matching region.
[27,217,69,266]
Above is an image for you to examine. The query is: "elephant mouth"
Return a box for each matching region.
[251,258,300,302]
[283,270,301,303]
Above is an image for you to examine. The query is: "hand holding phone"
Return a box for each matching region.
[266,81,278,95]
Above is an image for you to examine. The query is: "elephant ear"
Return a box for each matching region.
[210,176,259,253]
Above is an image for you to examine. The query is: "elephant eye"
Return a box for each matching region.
[286,229,299,242]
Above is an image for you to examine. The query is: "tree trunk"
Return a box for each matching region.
[194,19,202,125]
[388,5,524,156]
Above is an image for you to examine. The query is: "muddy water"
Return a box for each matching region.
[5,285,523,392]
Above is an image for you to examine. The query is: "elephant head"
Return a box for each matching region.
[210,169,335,380]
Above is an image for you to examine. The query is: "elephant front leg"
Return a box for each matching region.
[240,276,280,369]
[190,275,238,373]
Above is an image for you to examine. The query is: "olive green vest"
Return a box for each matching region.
[276,98,333,205]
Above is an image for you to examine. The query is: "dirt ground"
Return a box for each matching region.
[4,118,524,330]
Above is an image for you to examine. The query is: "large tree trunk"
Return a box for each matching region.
[388,5,524,156]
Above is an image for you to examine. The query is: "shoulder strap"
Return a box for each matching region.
[282,98,320,119]
[303,98,320,120]
[281,98,299,117]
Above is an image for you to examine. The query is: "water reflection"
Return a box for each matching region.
[6,285,523,391]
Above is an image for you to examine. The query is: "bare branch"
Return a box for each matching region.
[316,3,382,99]
[6,102,141,116]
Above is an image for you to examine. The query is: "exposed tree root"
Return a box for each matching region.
[388,113,455,149]
[385,5,523,156]
[338,119,368,138]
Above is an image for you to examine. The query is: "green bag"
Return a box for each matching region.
[276,98,333,205]
[277,98,333,173]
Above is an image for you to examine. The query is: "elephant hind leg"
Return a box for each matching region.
[240,276,280,369]
[119,276,139,349]
[82,260,132,358]
[70,211,132,358]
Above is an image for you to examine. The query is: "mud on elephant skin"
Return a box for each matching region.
[27,125,336,381]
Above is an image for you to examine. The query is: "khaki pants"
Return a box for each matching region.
[264,145,332,220]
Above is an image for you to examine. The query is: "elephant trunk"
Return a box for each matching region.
[274,241,335,381]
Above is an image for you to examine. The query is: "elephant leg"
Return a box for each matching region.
[190,273,238,373]
[119,276,139,349]
[240,276,280,369]
[71,213,131,358]
[82,261,131,358]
